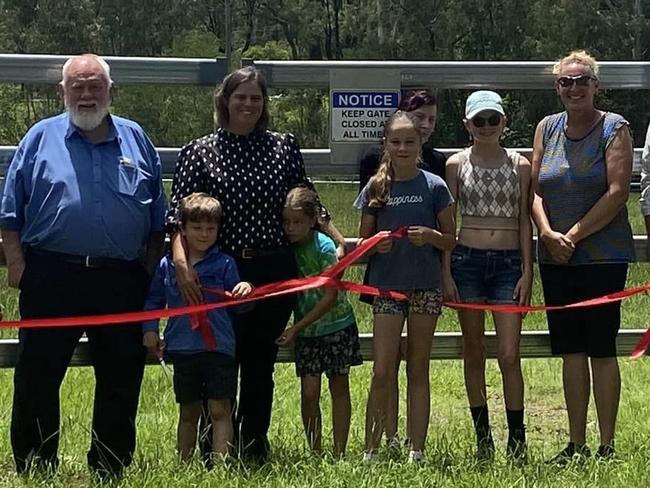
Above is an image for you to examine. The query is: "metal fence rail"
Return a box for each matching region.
[2,55,649,89]
[0,146,645,179]
[254,60,650,90]
[0,54,229,86]
[0,330,645,368]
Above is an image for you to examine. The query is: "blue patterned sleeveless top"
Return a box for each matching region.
[537,112,634,265]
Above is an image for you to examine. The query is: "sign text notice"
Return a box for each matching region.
[330,90,400,142]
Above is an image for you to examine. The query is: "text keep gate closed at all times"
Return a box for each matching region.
[330,91,400,142]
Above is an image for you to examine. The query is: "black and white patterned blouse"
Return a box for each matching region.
[167,128,317,255]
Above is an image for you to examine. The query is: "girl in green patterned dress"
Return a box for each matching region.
[276,187,363,457]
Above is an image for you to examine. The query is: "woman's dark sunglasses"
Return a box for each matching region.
[471,114,501,127]
[556,75,597,88]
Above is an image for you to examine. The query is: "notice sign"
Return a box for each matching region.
[330,90,400,142]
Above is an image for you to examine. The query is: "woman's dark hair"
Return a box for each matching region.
[398,88,437,112]
[213,66,270,133]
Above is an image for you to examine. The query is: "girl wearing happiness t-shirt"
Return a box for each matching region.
[354,111,455,463]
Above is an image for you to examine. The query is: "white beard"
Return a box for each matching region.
[66,102,110,131]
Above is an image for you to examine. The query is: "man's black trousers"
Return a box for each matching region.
[11,252,150,475]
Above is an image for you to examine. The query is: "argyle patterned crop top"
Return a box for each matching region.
[458,147,520,219]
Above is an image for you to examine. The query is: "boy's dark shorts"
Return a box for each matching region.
[169,351,236,404]
[539,263,628,358]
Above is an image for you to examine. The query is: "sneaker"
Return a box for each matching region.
[547,442,591,465]
[595,444,615,461]
[506,428,528,462]
[408,450,424,463]
[362,452,379,464]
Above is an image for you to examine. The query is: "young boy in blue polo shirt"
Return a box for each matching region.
[142,193,252,462]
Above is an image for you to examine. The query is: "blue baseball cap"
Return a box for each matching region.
[465,90,505,120]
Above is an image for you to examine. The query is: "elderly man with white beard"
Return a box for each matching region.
[0,53,166,478]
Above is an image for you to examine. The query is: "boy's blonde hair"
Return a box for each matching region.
[552,50,599,78]
[179,193,222,226]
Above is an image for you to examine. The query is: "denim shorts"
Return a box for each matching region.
[450,245,522,304]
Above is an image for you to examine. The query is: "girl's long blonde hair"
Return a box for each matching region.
[367,110,422,207]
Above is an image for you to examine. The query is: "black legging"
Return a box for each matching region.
[200,249,297,462]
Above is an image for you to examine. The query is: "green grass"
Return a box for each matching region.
[0,185,650,487]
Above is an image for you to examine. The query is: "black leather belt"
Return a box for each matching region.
[26,247,141,270]
[238,246,290,260]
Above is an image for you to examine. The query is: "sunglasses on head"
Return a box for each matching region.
[556,75,597,88]
[471,114,501,127]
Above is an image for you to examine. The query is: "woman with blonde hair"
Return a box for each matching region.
[531,50,634,463]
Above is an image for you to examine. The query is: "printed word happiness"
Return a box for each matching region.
[386,194,424,207]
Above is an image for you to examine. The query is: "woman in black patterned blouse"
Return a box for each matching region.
[168,66,345,463]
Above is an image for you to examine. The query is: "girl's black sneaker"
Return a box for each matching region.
[596,444,615,460]
[547,442,591,465]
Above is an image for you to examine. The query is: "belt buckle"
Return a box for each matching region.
[241,248,254,260]
[84,256,97,268]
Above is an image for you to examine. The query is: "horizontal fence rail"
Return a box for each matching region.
[2,55,650,89]
[0,146,645,180]
[0,55,647,178]
[254,60,650,90]
[344,235,648,264]
[0,330,645,368]
[0,54,230,86]
[0,236,648,267]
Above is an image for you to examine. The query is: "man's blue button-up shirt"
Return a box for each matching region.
[0,113,167,260]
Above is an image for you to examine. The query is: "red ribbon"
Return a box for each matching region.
[445,283,650,313]
[631,329,650,359]
[1,227,649,359]
[190,311,216,351]
[0,228,404,328]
